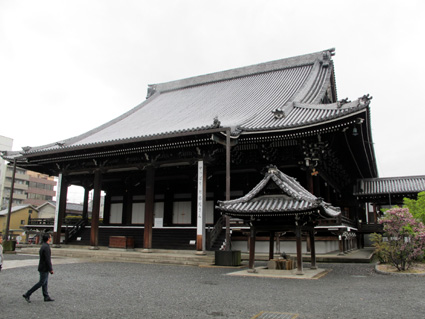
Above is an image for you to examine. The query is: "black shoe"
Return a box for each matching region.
[44,297,55,302]
[23,294,31,303]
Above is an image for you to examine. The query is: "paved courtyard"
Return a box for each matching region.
[1,254,424,319]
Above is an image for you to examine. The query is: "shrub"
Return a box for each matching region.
[370,233,389,263]
[379,207,425,271]
[3,240,16,252]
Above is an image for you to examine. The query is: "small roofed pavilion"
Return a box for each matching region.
[217,165,340,274]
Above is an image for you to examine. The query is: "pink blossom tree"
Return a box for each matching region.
[379,207,425,271]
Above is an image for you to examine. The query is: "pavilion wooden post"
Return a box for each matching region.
[53,173,68,246]
[309,230,317,269]
[269,231,275,260]
[90,169,102,248]
[143,166,155,250]
[295,224,304,275]
[248,224,256,272]
[196,160,206,254]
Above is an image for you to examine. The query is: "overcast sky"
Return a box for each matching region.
[1,0,424,187]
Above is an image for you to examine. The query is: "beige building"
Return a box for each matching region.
[0,204,38,242]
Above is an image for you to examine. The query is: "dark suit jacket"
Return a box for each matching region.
[38,242,53,273]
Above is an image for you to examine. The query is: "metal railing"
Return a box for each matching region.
[28,218,84,226]
[65,219,87,243]
[207,216,225,250]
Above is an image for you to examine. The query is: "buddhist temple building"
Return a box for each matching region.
[2,48,404,256]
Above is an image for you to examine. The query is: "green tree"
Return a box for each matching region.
[403,191,425,224]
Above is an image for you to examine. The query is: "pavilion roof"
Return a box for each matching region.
[216,166,341,218]
[354,176,425,197]
[4,48,372,158]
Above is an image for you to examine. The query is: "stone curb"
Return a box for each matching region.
[374,264,425,277]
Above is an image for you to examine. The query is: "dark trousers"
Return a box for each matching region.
[26,271,49,298]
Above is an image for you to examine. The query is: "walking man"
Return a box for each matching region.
[23,233,54,302]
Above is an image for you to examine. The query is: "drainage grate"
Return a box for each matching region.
[252,311,299,319]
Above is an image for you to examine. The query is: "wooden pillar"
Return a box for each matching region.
[248,224,256,271]
[295,225,303,275]
[196,160,206,253]
[225,129,231,250]
[90,169,102,248]
[213,186,221,224]
[306,235,311,252]
[143,166,155,249]
[309,230,317,269]
[82,186,90,221]
[269,231,275,260]
[53,173,68,245]
[306,171,314,194]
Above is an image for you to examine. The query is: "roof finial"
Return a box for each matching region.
[272,109,285,119]
[146,84,157,99]
[321,48,335,67]
[359,94,373,106]
[336,98,350,108]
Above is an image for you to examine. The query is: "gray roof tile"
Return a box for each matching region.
[217,166,341,218]
[355,176,425,196]
[7,48,370,156]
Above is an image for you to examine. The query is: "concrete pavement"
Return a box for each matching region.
[0,252,423,319]
[16,245,374,269]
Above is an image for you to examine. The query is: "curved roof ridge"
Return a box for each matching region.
[299,62,330,104]
[217,165,341,217]
[270,169,318,203]
[152,49,334,94]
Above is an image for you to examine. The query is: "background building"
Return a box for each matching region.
[0,135,13,208]
[25,170,56,206]
[0,204,38,242]
[0,135,57,209]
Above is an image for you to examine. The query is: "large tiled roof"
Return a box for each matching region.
[7,48,372,157]
[355,176,425,196]
[216,166,341,218]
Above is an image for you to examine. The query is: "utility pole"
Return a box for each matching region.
[5,159,17,240]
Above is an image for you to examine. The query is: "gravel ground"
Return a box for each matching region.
[1,255,424,319]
